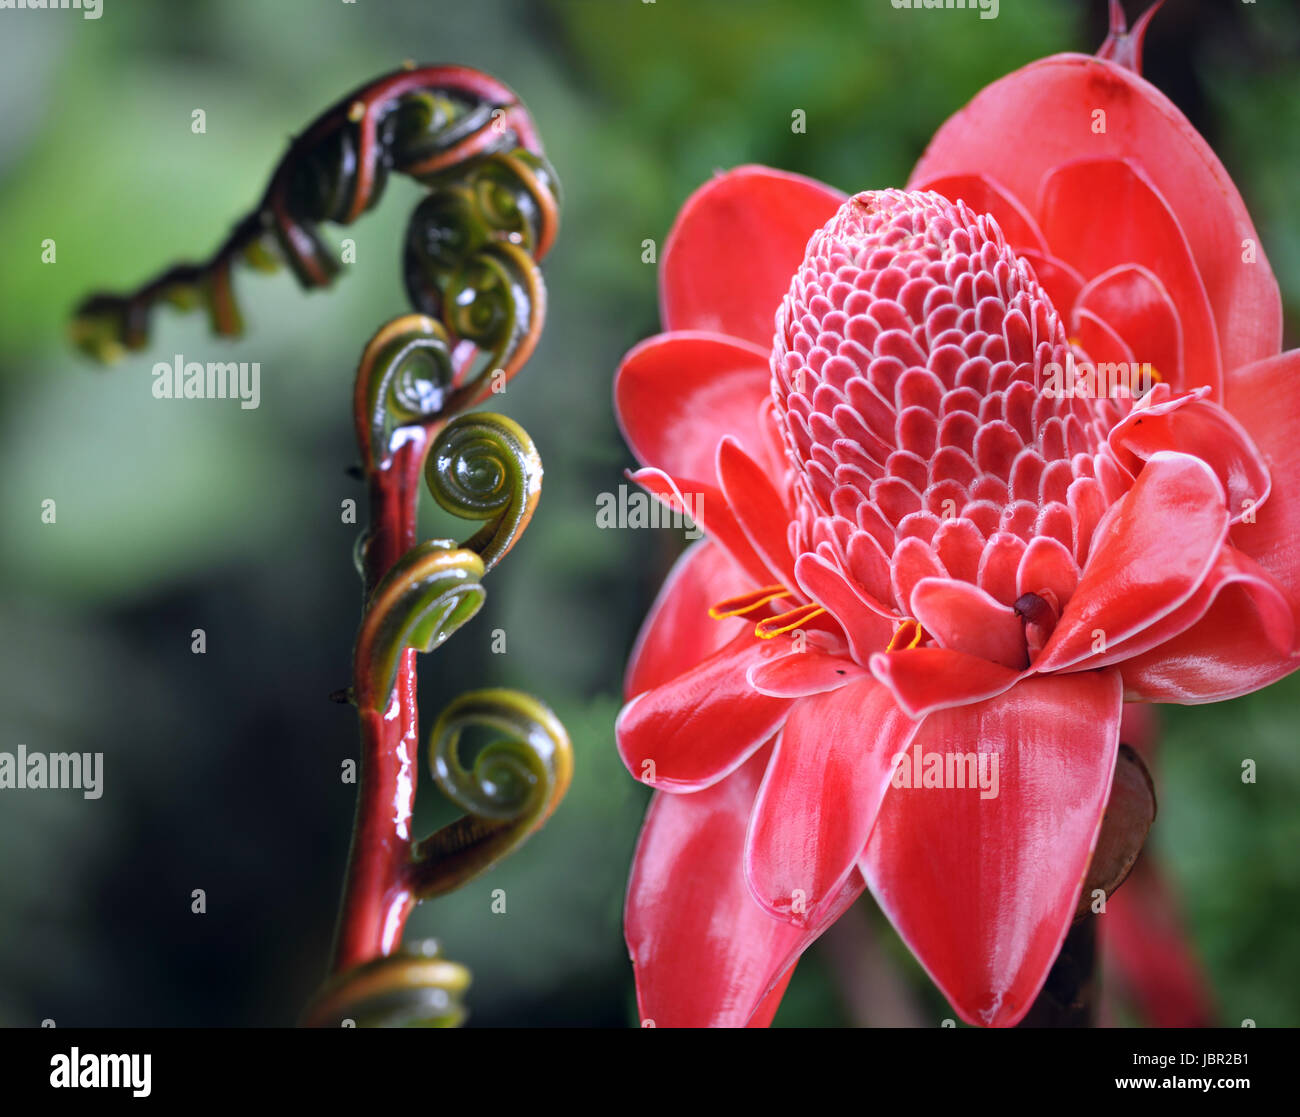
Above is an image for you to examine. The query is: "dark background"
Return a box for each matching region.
[0,0,1296,1027]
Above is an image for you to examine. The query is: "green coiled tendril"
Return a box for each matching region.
[70,65,559,375]
[301,940,470,1028]
[426,412,542,573]
[411,689,573,901]
[353,541,485,711]
[74,65,567,1031]
[352,313,457,471]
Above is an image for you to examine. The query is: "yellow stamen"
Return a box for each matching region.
[886,618,925,652]
[709,584,788,620]
[755,603,827,639]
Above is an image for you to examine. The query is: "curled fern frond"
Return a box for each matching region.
[78,65,570,1026]
[353,541,485,710]
[409,689,572,900]
[301,940,470,1028]
[412,241,545,407]
[70,65,558,363]
[426,412,542,573]
[352,314,457,472]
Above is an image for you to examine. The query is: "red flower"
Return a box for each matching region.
[615,3,1299,1026]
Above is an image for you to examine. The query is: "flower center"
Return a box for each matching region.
[770,189,1127,617]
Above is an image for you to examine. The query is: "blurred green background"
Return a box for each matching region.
[0,0,1297,1027]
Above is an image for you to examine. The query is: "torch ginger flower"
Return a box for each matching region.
[614,2,1300,1027]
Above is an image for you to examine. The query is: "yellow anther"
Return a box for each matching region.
[886,618,925,652]
[709,584,788,620]
[755,603,827,639]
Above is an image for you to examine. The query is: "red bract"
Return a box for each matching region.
[615,4,1300,1027]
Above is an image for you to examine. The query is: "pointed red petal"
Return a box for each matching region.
[746,678,921,923]
[868,646,1022,719]
[747,647,867,698]
[1106,390,1270,524]
[745,966,797,1028]
[794,552,895,664]
[1036,452,1228,672]
[1068,541,1293,678]
[1038,157,1220,396]
[909,56,1282,377]
[1075,264,1184,392]
[661,165,846,349]
[861,669,1124,1027]
[1120,549,1297,702]
[615,331,775,482]
[1016,535,1079,607]
[1073,308,1136,368]
[910,577,1029,670]
[1226,350,1300,613]
[627,746,863,1027]
[616,632,793,791]
[629,466,774,588]
[625,540,752,700]
[716,436,798,589]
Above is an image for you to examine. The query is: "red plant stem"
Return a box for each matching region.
[330,433,432,974]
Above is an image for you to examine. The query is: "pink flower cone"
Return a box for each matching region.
[615,2,1299,1027]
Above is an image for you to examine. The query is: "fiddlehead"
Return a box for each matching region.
[352,541,486,712]
[70,64,559,364]
[401,149,557,405]
[409,689,572,900]
[301,940,470,1029]
[426,413,542,573]
[417,241,545,407]
[352,314,458,473]
[75,65,567,1030]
